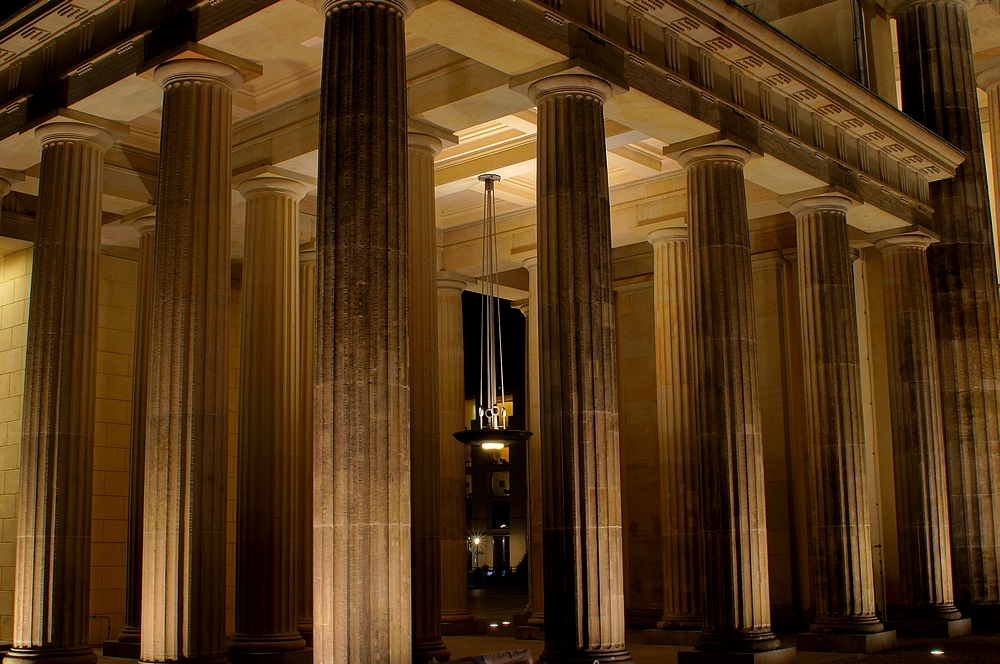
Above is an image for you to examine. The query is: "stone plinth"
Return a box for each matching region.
[790,195,883,639]
[141,58,243,664]
[887,618,972,638]
[896,0,1000,610]
[408,131,450,664]
[678,649,797,664]
[313,1,414,662]
[228,177,309,662]
[876,233,965,633]
[529,73,631,664]
[298,247,316,646]
[646,228,700,635]
[4,120,114,664]
[438,276,474,627]
[796,631,896,654]
[105,215,156,661]
[642,629,701,646]
[678,144,789,660]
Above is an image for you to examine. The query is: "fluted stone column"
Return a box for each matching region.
[894,0,1000,617]
[522,256,545,631]
[438,277,475,630]
[4,120,114,664]
[530,73,631,664]
[876,233,971,637]
[297,245,316,646]
[313,1,413,661]
[408,131,450,663]
[104,216,157,659]
[675,144,790,663]
[643,228,701,647]
[141,58,243,664]
[790,195,893,653]
[228,176,309,663]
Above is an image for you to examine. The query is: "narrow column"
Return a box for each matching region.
[297,245,316,646]
[521,256,545,633]
[228,176,309,664]
[437,276,474,629]
[876,233,971,637]
[675,144,791,663]
[141,58,243,664]
[790,195,893,653]
[408,131,450,663]
[313,1,413,662]
[894,0,1000,618]
[643,228,701,647]
[105,216,157,659]
[530,73,631,664]
[3,120,113,664]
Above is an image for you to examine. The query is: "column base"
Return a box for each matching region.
[102,641,140,659]
[643,629,701,646]
[678,648,796,664]
[527,612,544,628]
[441,619,488,636]
[886,618,971,638]
[536,647,633,664]
[796,630,896,653]
[296,622,312,648]
[515,626,545,641]
[226,649,312,664]
[413,639,450,664]
[4,647,98,664]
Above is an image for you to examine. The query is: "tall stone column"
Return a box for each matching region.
[141,58,243,664]
[437,276,474,629]
[529,73,631,664]
[521,256,545,632]
[875,233,971,637]
[675,144,791,663]
[408,131,450,663]
[313,1,413,662]
[789,195,893,653]
[228,176,309,663]
[104,216,157,659]
[298,245,316,646]
[642,228,701,647]
[3,120,113,664]
[894,0,1000,617]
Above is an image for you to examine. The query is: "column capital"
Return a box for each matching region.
[154,58,244,92]
[522,255,538,270]
[437,274,467,293]
[299,245,317,265]
[35,121,115,152]
[645,226,688,246]
[787,194,854,217]
[0,178,10,198]
[239,176,309,201]
[676,143,751,169]
[407,132,443,157]
[977,56,1000,92]
[874,232,936,252]
[133,215,156,236]
[527,73,613,106]
[885,0,972,15]
[316,0,414,18]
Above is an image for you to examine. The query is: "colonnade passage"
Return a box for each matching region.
[0,0,998,664]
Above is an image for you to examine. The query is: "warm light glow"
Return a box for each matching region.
[930,649,944,655]
[473,537,481,546]
[482,441,505,450]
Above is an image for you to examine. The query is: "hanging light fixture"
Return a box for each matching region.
[453,174,532,451]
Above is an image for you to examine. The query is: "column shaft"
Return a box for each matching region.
[229,177,308,659]
[314,1,412,661]
[649,229,700,631]
[118,217,156,647]
[877,235,961,620]
[438,279,473,625]
[523,258,544,627]
[298,248,316,645]
[896,0,1000,607]
[408,133,449,663]
[141,59,242,664]
[680,145,779,652]
[792,197,881,633]
[531,74,631,664]
[5,122,112,664]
